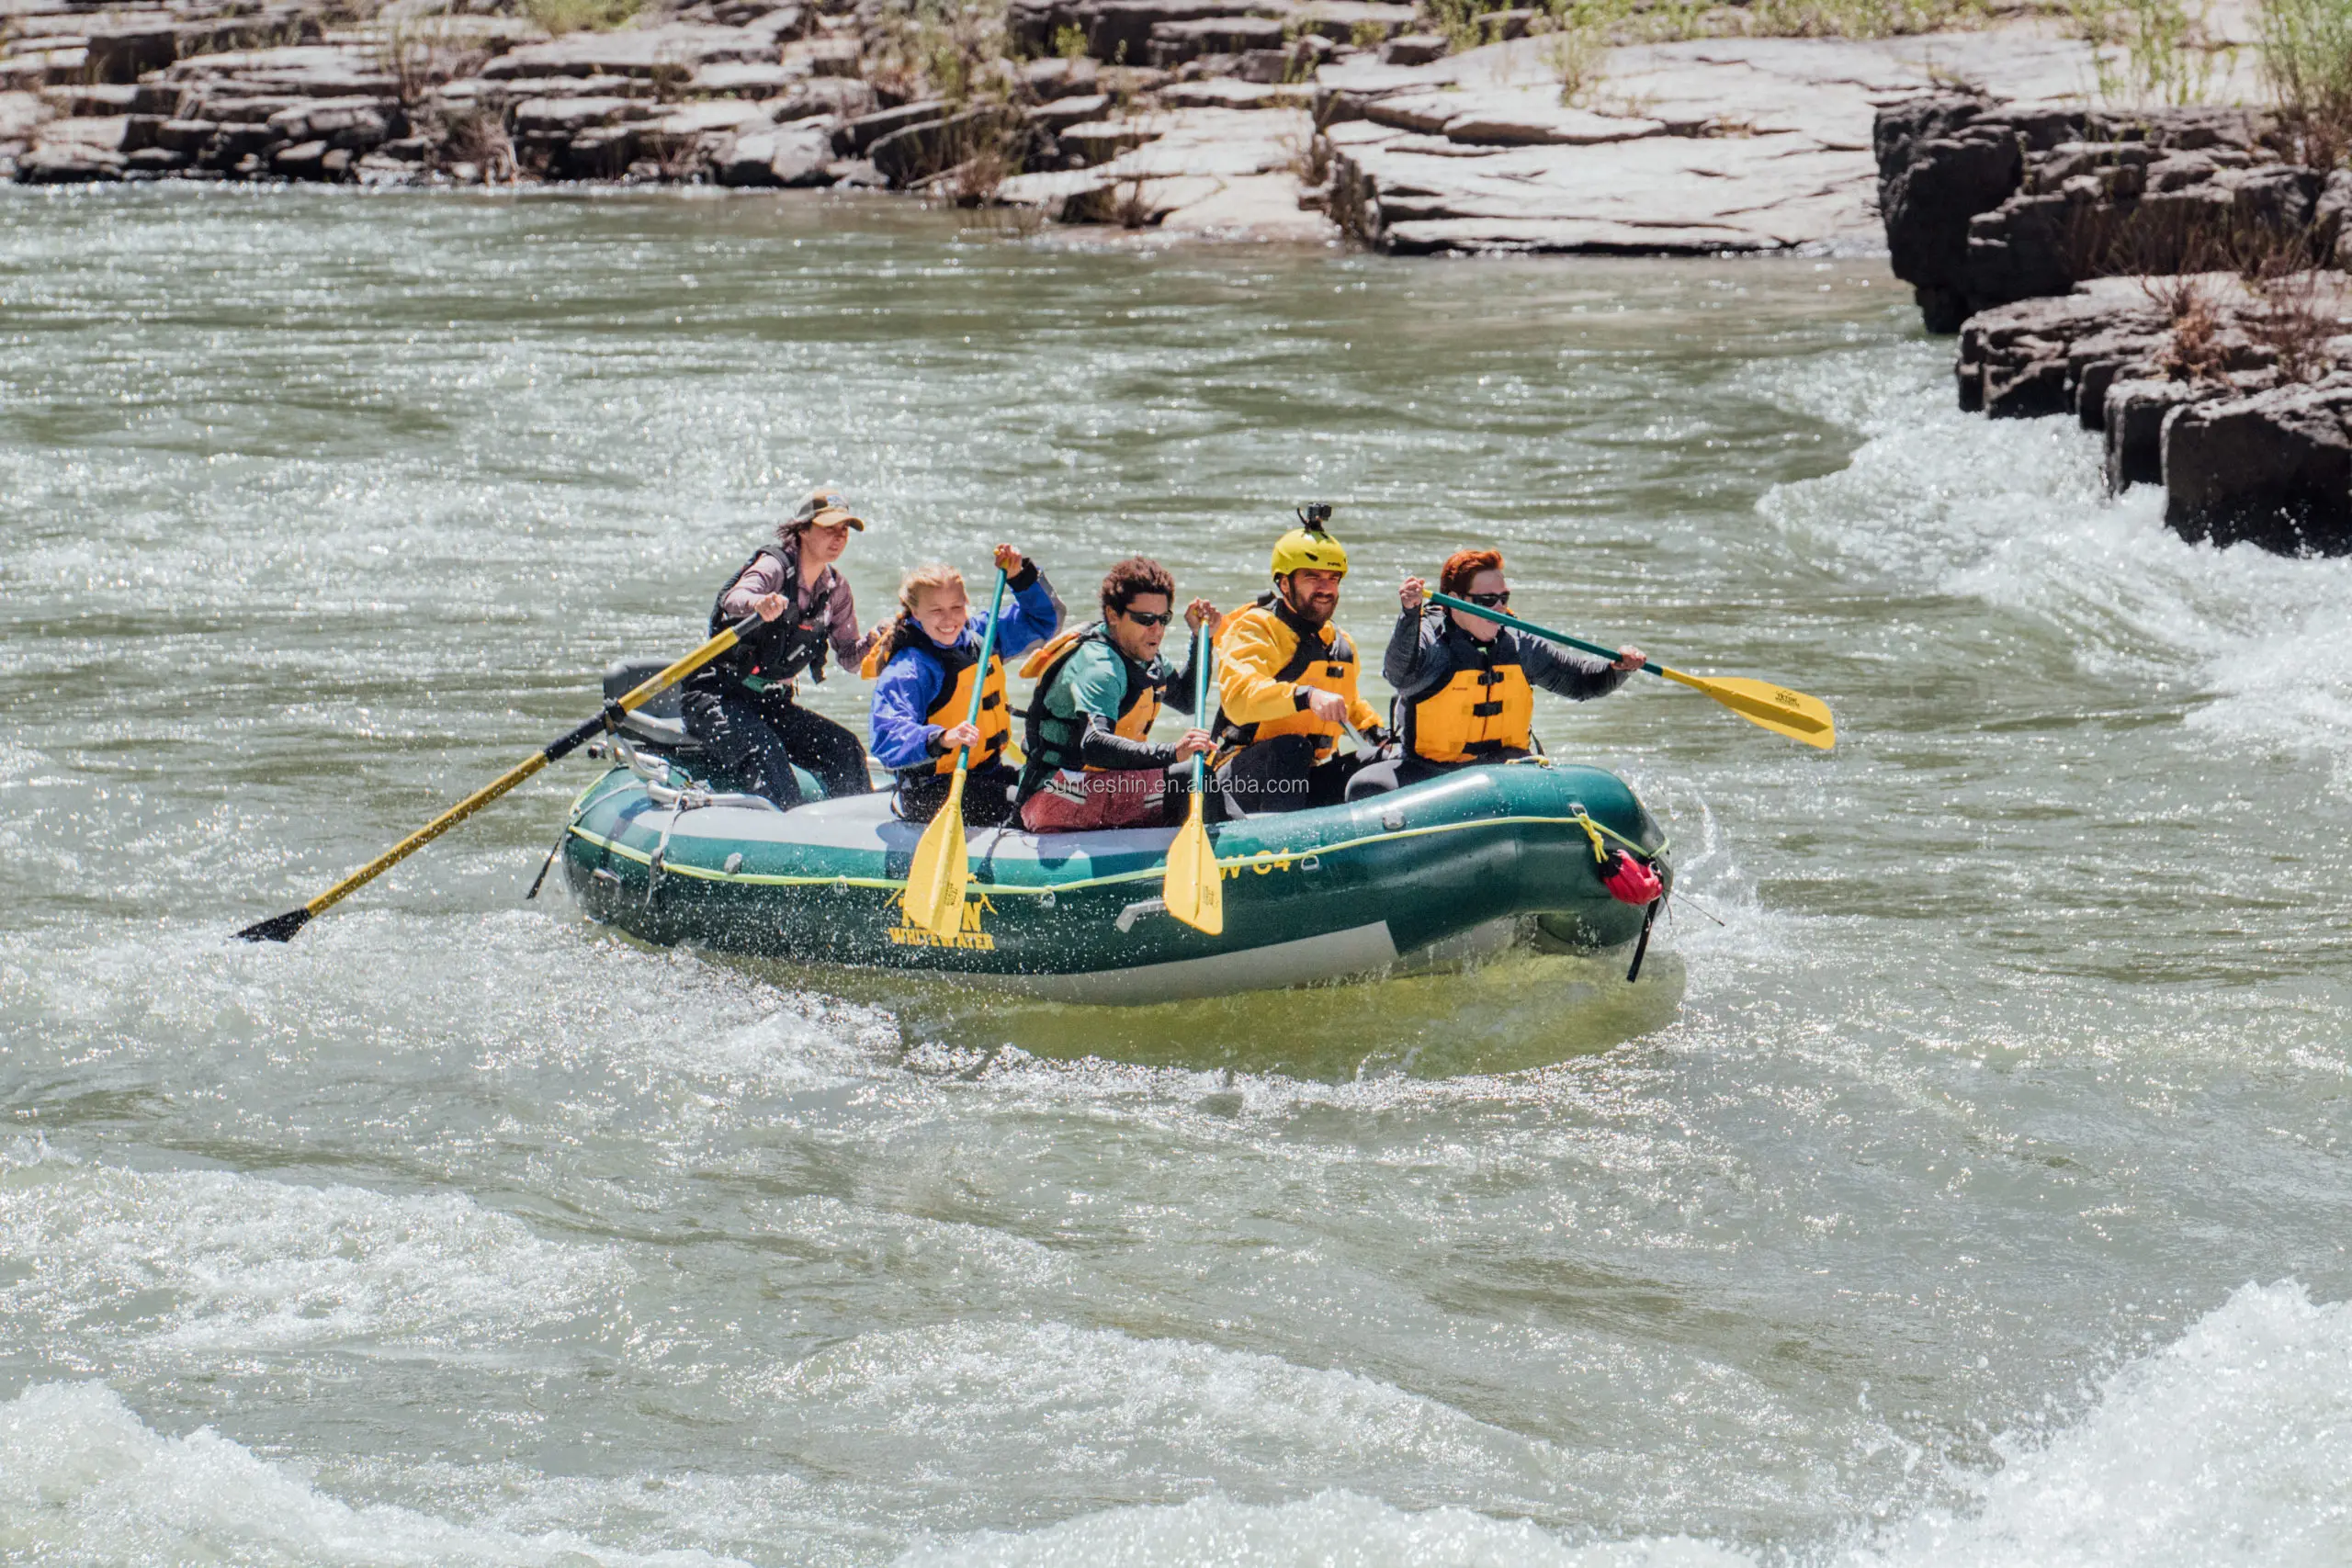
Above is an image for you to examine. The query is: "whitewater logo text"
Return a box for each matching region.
[888,891,998,950]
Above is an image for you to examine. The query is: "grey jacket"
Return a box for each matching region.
[1384,604,1630,705]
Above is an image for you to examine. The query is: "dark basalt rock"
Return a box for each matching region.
[1875,96,2312,333]
[2164,386,2352,553]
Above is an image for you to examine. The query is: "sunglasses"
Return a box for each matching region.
[1459,591,1510,608]
[1118,608,1174,627]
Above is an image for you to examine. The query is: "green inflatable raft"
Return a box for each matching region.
[561,724,1670,1006]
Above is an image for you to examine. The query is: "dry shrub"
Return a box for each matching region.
[1113,177,1157,227]
[944,130,1017,204]
[2069,0,2228,107]
[867,0,1015,105]
[2248,269,2342,381]
[2258,0,2352,165]
[526,0,644,37]
[382,21,491,106]
[439,107,516,179]
[2148,276,2233,380]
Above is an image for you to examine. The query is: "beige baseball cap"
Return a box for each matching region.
[791,485,865,531]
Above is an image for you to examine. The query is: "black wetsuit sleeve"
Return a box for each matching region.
[1519,630,1632,700]
[1165,645,1199,715]
[1077,713,1177,771]
[1385,606,1449,699]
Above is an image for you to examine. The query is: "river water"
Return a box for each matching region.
[3,186,2348,1565]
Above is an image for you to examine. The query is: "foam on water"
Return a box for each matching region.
[1866,1280,2352,1568]
[4,1280,2344,1565]
[0,1137,628,1354]
[897,1491,1745,1568]
[1758,346,2352,786]
[0,1382,744,1568]
[895,1281,2352,1568]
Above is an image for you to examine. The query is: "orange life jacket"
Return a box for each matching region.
[862,629,1011,775]
[1402,649,1536,763]
[1212,592,1362,761]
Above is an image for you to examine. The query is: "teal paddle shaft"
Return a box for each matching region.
[1427,591,1657,678]
[949,568,1012,775]
[1190,617,1212,796]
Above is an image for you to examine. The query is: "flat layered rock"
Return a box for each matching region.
[513,96,654,131]
[1287,1,1414,40]
[717,121,833,185]
[162,46,394,98]
[37,113,126,149]
[768,76,876,120]
[14,139,120,179]
[835,99,944,155]
[692,62,800,97]
[652,98,772,136]
[1021,56,1098,99]
[1057,117,1162,164]
[1156,169,1329,236]
[1147,14,1283,66]
[1314,28,2151,255]
[1067,106,1305,180]
[1029,92,1110,131]
[1160,77,1306,108]
[1332,130,1871,253]
[482,25,775,80]
[1436,95,1664,146]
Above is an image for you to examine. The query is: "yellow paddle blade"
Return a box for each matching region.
[1657,668,1836,750]
[1161,795,1223,935]
[902,772,970,938]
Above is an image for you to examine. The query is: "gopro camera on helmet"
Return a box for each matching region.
[1297,502,1334,529]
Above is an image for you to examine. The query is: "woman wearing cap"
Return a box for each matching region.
[1349,547,1643,799]
[678,486,876,809]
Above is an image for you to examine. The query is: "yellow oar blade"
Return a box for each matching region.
[1657,669,1836,750]
[902,771,970,938]
[1161,796,1223,935]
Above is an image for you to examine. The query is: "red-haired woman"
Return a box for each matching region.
[1349,547,1644,799]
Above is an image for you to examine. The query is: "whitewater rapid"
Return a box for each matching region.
[4,191,2348,1565]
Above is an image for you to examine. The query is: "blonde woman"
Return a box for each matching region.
[861,547,1062,826]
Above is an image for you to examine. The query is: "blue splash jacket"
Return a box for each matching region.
[867,562,1064,772]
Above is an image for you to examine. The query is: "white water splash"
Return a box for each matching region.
[1758,346,2352,787]
[0,1382,741,1568]
[0,1146,628,1352]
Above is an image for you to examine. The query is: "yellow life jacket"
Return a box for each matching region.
[1404,649,1536,763]
[862,625,1011,776]
[1212,592,1361,760]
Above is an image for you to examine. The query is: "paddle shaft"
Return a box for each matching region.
[900,570,1011,939]
[945,569,1012,780]
[1427,590,1834,748]
[236,612,764,942]
[1427,592,1663,678]
[1189,616,1211,796]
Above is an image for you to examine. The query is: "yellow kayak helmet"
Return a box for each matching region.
[1271,502,1348,578]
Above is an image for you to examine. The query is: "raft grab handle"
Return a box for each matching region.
[1116,897,1168,932]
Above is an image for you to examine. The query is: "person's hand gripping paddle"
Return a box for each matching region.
[1161,619,1222,935]
[900,568,1011,940]
[232,613,769,943]
[1427,592,1835,750]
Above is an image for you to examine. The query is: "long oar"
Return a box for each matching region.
[1428,592,1835,750]
[233,612,765,943]
[1161,620,1222,935]
[900,569,1010,940]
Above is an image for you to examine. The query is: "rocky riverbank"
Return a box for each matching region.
[1878,92,2352,555]
[4,0,2122,250]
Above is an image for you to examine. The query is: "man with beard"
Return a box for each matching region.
[1210,505,1391,815]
